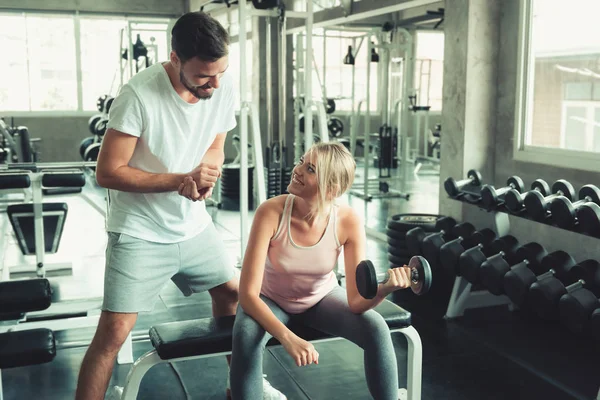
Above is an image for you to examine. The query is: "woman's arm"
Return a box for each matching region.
[238,199,294,342]
[238,197,320,366]
[340,207,411,314]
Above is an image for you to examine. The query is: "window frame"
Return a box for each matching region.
[514,0,600,172]
[0,11,172,117]
[413,29,444,112]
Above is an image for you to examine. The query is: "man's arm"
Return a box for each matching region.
[200,132,227,173]
[96,128,186,192]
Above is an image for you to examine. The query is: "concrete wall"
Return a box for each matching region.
[0,0,185,16]
[442,0,600,262]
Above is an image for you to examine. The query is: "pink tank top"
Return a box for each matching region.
[260,195,341,314]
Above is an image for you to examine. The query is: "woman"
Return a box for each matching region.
[181,142,413,399]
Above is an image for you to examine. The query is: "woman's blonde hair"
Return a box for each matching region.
[306,142,356,219]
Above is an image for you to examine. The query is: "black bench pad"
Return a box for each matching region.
[150,299,411,360]
[0,328,56,369]
[0,174,31,189]
[0,279,52,315]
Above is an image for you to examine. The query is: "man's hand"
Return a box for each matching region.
[178,176,214,201]
[189,163,220,190]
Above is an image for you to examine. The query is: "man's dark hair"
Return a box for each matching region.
[171,12,229,63]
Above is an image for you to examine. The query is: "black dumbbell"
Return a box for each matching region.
[559,271,600,335]
[479,242,547,296]
[421,222,477,270]
[550,185,600,230]
[523,179,576,222]
[444,169,483,198]
[480,176,525,210]
[404,217,457,256]
[504,179,550,214]
[576,202,600,237]
[356,256,432,299]
[458,235,520,285]
[591,308,600,340]
[529,260,600,321]
[503,250,576,307]
[438,227,496,276]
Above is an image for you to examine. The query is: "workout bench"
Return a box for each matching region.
[0,279,56,400]
[121,300,422,400]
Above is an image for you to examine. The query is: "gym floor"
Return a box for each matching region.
[1,166,599,400]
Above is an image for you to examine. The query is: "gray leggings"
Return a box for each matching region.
[230,286,398,400]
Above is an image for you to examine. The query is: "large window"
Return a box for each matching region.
[0,12,170,113]
[414,30,444,112]
[516,0,600,169]
[309,29,377,112]
[0,13,77,111]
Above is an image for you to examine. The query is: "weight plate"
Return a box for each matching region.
[387,238,408,251]
[579,184,600,203]
[410,255,432,296]
[507,176,525,192]
[577,203,600,237]
[552,179,576,201]
[531,179,550,196]
[356,260,378,299]
[84,143,101,162]
[387,213,440,232]
[79,137,95,159]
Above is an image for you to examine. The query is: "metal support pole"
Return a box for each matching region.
[239,0,249,258]
[31,174,45,278]
[266,18,273,146]
[278,12,287,159]
[364,38,372,200]
[304,0,314,150]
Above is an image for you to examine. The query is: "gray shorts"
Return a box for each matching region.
[102,222,236,313]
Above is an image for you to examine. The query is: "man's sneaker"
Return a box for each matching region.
[226,374,287,400]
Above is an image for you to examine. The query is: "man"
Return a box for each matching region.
[75,12,285,400]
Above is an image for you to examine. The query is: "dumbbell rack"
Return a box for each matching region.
[444,210,514,319]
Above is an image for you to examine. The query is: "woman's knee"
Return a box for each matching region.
[232,310,269,351]
[356,311,391,343]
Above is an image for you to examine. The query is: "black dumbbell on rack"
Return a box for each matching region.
[419,222,477,270]
[503,250,576,307]
[591,308,600,340]
[529,260,600,320]
[504,179,551,214]
[576,202,600,237]
[479,242,548,296]
[438,227,497,276]
[404,217,457,256]
[480,176,525,210]
[356,256,432,299]
[550,185,600,230]
[558,261,600,334]
[444,170,483,198]
[458,235,521,285]
[523,180,576,222]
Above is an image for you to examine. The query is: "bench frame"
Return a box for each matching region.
[120,325,422,400]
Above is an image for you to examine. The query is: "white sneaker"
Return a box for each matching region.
[225,374,287,400]
[106,385,123,400]
[262,375,287,400]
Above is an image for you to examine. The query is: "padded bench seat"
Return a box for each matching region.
[122,299,422,400]
[0,279,52,316]
[0,328,56,369]
[150,299,411,360]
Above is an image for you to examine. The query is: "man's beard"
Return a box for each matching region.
[179,70,213,100]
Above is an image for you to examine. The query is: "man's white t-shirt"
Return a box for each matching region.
[105,62,237,243]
